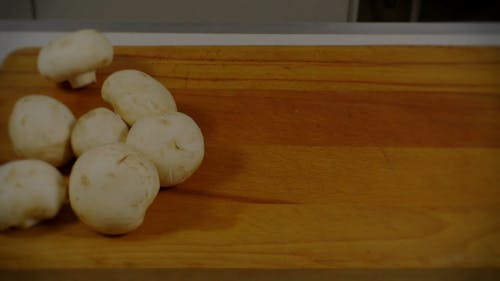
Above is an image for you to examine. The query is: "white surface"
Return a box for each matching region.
[2,31,500,64]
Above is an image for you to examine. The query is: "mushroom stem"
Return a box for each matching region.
[69,71,96,88]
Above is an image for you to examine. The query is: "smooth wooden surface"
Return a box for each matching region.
[0,46,499,271]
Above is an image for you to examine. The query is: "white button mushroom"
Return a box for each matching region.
[0,160,67,230]
[101,69,177,126]
[37,29,113,88]
[9,95,75,167]
[126,112,204,187]
[71,107,128,157]
[69,143,160,235]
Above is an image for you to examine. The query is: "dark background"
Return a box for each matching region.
[359,0,500,22]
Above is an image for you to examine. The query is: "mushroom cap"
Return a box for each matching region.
[37,29,113,82]
[8,95,75,167]
[102,69,177,125]
[126,112,204,187]
[0,159,67,230]
[71,107,128,157]
[69,143,160,235]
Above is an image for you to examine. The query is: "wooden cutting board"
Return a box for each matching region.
[0,46,499,278]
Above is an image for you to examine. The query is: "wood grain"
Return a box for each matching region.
[0,46,499,272]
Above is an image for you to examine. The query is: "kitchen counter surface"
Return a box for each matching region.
[2,22,500,63]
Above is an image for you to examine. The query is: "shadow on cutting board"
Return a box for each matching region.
[135,145,246,236]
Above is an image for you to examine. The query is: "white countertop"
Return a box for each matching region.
[2,22,500,64]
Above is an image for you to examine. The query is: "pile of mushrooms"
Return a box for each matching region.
[0,30,205,235]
